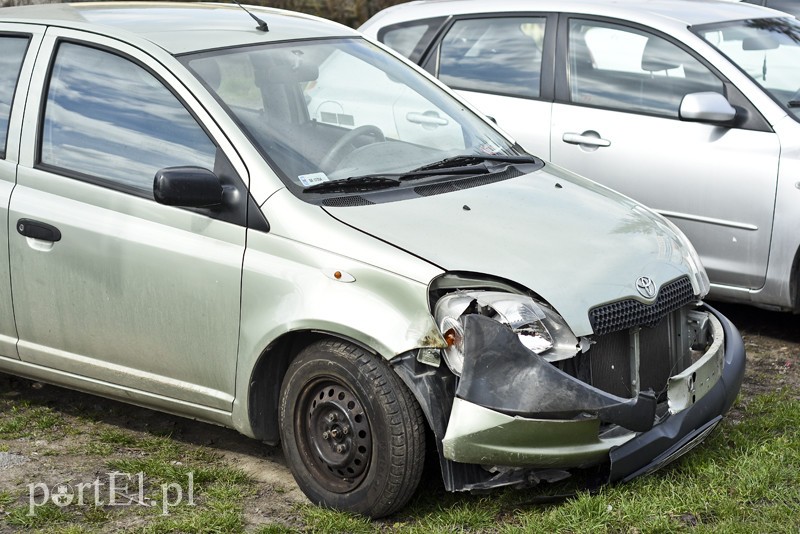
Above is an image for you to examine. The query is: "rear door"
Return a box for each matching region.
[550,18,780,289]
[0,25,45,361]
[381,14,557,157]
[10,29,248,414]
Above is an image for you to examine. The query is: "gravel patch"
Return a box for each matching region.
[0,452,27,470]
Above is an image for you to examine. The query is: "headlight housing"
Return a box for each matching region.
[433,291,581,376]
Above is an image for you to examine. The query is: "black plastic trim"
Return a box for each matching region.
[458,314,657,431]
[16,218,61,242]
[0,33,32,160]
[391,351,494,492]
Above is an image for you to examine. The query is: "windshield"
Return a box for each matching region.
[183,38,525,196]
[695,17,800,120]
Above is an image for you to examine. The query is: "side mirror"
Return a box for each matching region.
[153,166,223,208]
[679,92,736,124]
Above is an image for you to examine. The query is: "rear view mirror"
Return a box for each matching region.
[153,166,223,208]
[743,35,779,50]
[679,92,736,124]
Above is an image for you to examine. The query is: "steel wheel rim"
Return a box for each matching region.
[296,378,372,493]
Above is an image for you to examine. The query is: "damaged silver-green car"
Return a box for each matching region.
[0,2,744,518]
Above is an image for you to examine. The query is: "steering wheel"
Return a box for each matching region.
[319,125,385,172]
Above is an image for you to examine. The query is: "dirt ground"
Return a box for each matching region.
[0,301,798,532]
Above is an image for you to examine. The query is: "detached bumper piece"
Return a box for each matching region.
[456,314,657,432]
[442,304,745,485]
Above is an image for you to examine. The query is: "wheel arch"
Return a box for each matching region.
[246,329,390,444]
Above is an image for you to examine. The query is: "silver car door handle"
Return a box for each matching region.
[562,132,611,147]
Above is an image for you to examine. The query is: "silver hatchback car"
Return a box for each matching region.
[361,0,800,313]
[0,2,744,518]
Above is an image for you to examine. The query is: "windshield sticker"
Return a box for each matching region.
[298,172,329,187]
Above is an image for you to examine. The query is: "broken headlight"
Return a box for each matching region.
[434,291,583,376]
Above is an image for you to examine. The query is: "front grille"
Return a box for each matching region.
[589,276,695,336]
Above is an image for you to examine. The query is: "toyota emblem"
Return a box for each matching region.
[636,276,657,299]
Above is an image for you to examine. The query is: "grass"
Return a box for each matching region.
[0,401,66,440]
[1,382,798,532]
[296,389,800,534]
[0,397,255,534]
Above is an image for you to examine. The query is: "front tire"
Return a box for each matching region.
[278,340,425,518]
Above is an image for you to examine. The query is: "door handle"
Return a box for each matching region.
[562,132,611,148]
[17,219,62,242]
[406,111,449,127]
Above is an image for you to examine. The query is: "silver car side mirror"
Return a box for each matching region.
[679,92,736,124]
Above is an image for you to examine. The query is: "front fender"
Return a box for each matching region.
[230,230,442,436]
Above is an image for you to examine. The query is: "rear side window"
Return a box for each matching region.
[40,42,216,195]
[434,17,546,99]
[0,36,30,158]
[377,17,446,63]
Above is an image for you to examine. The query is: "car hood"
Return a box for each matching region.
[323,164,698,336]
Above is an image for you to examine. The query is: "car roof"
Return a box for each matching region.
[361,0,786,33]
[0,2,359,55]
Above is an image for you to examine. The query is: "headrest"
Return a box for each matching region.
[641,37,681,72]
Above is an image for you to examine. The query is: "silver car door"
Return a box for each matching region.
[551,19,780,290]
[10,31,247,419]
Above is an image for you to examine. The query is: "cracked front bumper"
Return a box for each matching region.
[441,305,745,481]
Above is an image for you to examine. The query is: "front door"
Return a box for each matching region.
[550,18,780,289]
[9,32,247,411]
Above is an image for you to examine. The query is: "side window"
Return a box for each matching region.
[434,17,546,99]
[41,42,216,195]
[378,18,445,63]
[382,23,431,58]
[0,36,30,158]
[568,20,724,117]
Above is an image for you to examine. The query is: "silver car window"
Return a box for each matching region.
[568,20,724,118]
[41,42,216,195]
[436,17,546,99]
[383,23,431,59]
[696,17,800,120]
[0,36,29,158]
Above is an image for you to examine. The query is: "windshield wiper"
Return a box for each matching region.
[307,154,539,191]
[394,154,539,181]
[788,100,800,108]
[409,154,538,174]
[302,175,400,194]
